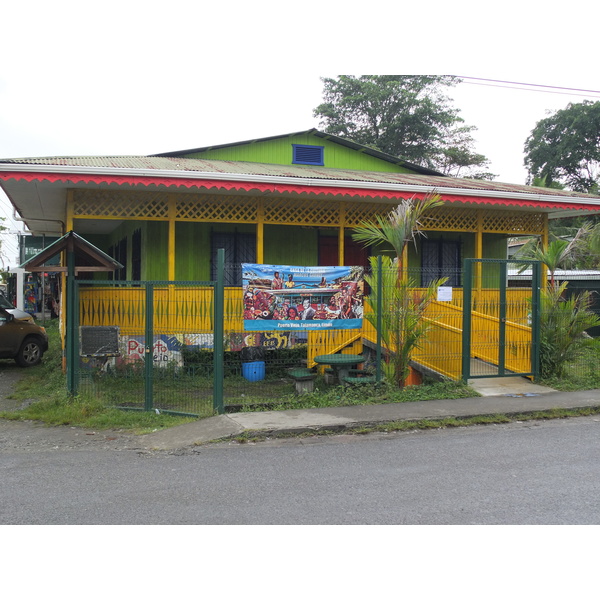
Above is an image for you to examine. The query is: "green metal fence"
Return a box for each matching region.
[67,256,600,416]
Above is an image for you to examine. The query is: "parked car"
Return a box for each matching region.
[0,293,35,323]
[0,307,48,367]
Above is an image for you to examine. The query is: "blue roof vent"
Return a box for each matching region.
[292,144,324,166]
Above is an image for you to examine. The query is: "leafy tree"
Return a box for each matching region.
[313,75,495,179]
[524,100,600,193]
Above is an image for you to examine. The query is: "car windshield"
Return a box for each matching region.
[0,295,14,309]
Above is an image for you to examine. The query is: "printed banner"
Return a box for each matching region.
[242,263,364,331]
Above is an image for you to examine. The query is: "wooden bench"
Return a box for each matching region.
[288,367,317,394]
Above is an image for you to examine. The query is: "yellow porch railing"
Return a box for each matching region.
[79,286,533,380]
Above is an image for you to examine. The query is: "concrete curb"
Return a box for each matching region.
[139,389,600,451]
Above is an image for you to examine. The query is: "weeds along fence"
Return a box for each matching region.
[68,259,600,417]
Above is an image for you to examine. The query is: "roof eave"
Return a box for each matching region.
[2,163,600,208]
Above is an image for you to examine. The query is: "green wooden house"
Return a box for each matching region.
[3,128,600,380]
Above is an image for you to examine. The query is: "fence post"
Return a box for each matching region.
[376,254,382,383]
[66,247,77,395]
[461,259,473,381]
[531,260,541,381]
[213,248,225,414]
[144,282,154,411]
[498,261,507,376]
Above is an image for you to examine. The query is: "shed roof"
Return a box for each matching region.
[19,231,123,274]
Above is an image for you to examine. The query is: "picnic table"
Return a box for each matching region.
[313,353,365,384]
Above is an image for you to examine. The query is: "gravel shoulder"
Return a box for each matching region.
[0,364,144,454]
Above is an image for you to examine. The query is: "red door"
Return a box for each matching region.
[318,236,370,267]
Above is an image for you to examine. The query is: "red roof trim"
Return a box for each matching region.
[2,171,600,213]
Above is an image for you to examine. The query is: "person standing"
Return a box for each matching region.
[300,298,316,320]
[272,272,283,289]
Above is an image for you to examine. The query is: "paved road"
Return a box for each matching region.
[2,416,599,524]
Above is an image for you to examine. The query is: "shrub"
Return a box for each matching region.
[539,282,600,378]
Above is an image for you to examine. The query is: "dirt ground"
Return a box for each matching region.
[0,363,144,454]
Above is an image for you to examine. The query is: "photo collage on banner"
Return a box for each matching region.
[242,264,364,331]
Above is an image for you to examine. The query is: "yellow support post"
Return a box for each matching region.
[257,198,264,263]
[168,194,176,281]
[338,203,346,266]
[475,209,483,293]
[476,208,483,305]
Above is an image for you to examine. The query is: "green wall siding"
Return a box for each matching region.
[83,222,507,284]
[175,222,211,280]
[263,225,318,265]
[482,234,509,259]
[172,223,319,279]
[144,222,169,280]
[182,133,415,174]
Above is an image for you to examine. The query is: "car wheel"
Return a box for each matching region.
[15,338,44,367]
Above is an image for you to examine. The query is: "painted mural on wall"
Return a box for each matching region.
[242,264,364,331]
[80,329,297,373]
[229,331,292,351]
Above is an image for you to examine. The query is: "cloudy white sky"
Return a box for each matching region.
[1,1,598,269]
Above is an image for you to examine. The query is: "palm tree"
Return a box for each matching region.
[352,192,446,388]
[517,225,592,288]
[352,191,444,278]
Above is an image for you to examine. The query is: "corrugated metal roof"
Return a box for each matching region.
[0,154,597,201]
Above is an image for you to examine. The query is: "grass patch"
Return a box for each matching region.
[234,378,477,413]
[0,320,196,433]
[537,343,600,391]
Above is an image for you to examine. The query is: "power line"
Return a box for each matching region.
[455,76,600,95]
[459,80,600,100]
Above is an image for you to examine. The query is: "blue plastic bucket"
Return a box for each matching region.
[242,361,265,382]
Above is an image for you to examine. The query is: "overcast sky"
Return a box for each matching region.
[1,1,598,268]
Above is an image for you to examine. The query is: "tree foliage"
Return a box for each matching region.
[538,282,600,379]
[313,75,495,179]
[524,100,600,193]
[516,229,600,379]
[352,191,444,271]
